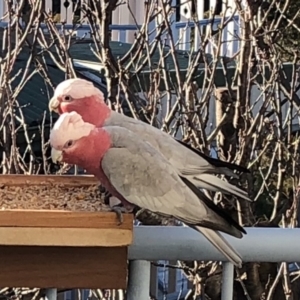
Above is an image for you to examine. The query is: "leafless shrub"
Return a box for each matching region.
[2,0,300,299]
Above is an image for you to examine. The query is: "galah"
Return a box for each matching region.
[50,111,246,267]
[49,78,251,202]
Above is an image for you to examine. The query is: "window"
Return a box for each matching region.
[203,0,222,17]
[72,0,81,24]
[214,0,222,16]
[176,0,222,21]
[52,0,61,23]
[51,1,111,25]
[51,0,83,24]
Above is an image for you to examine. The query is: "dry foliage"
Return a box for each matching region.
[1,0,300,299]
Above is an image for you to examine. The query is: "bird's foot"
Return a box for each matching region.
[111,203,134,226]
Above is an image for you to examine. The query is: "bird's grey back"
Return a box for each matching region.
[105,111,212,171]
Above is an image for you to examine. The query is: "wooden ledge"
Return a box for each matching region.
[0,210,133,247]
[0,210,133,288]
[0,174,99,186]
[0,175,133,288]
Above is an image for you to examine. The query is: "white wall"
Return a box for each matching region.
[0,1,7,22]
[0,1,240,55]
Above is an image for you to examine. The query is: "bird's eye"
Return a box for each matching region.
[64,140,74,148]
[63,95,72,102]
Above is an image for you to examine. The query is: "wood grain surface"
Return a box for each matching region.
[0,174,99,186]
[0,246,128,288]
[0,210,133,229]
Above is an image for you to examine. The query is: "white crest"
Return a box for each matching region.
[50,112,95,148]
[53,78,103,101]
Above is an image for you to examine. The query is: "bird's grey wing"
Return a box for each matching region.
[100,127,244,235]
[140,131,251,202]
[100,127,212,221]
[100,144,198,218]
[107,113,250,200]
[101,128,244,267]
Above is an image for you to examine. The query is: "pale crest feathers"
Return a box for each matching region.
[54,78,104,101]
[50,112,95,148]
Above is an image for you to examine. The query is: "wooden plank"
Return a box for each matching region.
[0,227,132,247]
[0,210,133,230]
[0,246,128,289]
[0,174,99,186]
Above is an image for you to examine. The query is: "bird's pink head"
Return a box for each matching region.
[49,78,110,127]
[50,111,110,171]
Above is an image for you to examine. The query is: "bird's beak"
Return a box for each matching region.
[51,148,63,164]
[49,97,60,113]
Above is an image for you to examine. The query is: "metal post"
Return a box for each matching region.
[45,289,57,300]
[221,262,234,300]
[127,260,151,300]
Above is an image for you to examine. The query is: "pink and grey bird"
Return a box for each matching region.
[50,111,246,267]
[49,78,251,202]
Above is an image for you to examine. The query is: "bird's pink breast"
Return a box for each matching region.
[82,131,133,209]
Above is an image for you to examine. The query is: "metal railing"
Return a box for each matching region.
[0,15,240,56]
[42,226,300,300]
[174,15,240,55]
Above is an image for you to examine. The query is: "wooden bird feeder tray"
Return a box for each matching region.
[0,175,133,289]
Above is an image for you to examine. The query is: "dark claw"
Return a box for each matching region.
[111,203,135,225]
[98,184,112,205]
[111,205,124,225]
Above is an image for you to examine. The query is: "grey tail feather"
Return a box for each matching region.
[194,226,242,268]
[191,174,252,202]
[217,168,239,179]
[175,139,250,174]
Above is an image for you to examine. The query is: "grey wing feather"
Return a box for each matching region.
[193,227,242,267]
[189,174,251,201]
[106,113,251,201]
[101,127,244,237]
[101,146,198,217]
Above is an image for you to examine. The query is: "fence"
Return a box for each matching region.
[40,226,300,300]
[0,0,241,56]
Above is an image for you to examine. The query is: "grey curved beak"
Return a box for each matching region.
[51,148,63,164]
[49,97,60,113]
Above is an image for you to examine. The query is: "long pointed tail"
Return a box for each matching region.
[190,174,252,202]
[194,226,243,268]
